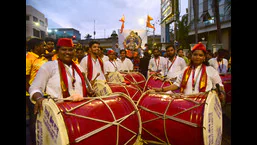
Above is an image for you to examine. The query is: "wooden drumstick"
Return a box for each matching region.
[82,72,94,93]
[91,72,100,85]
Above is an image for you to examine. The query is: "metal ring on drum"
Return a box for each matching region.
[136,90,223,145]
[36,92,143,145]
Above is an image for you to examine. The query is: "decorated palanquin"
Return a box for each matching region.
[123,31,142,58]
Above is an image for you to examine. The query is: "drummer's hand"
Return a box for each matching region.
[34,97,45,115]
[150,87,162,92]
[88,90,96,97]
[69,94,84,101]
[218,92,226,107]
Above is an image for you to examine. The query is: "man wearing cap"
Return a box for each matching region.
[104,49,121,81]
[29,38,93,115]
[152,42,225,105]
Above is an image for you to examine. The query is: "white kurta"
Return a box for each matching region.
[148,56,166,76]
[80,55,106,81]
[165,56,187,79]
[104,60,120,74]
[117,58,134,72]
[208,58,228,74]
[29,60,85,104]
[174,65,224,95]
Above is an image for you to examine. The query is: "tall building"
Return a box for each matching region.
[160,0,231,52]
[188,0,231,52]
[26,5,48,39]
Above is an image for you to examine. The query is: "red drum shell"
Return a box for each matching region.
[120,72,146,92]
[36,93,141,145]
[108,83,142,103]
[220,74,231,103]
[137,91,223,145]
[143,74,173,92]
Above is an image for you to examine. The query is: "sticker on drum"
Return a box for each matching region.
[107,71,125,83]
[92,80,112,96]
[36,99,69,145]
[203,91,223,145]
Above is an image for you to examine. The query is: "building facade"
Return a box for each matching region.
[47,28,81,42]
[160,0,231,52]
[188,0,231,52]
[26,5,48,39]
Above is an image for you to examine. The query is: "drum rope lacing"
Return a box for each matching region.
[55,93,141,144]
[138,91,207,144]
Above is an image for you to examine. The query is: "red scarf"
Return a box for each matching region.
[58,59,87,98]
[87,54,104,81]
[180,64,207,93]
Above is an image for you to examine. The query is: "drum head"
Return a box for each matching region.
[203,91,223,145]
[107,71,125,83]
[92,80,113,96]
[36,99,69,145]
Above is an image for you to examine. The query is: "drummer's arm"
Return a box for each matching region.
[31,92,45,115]
[162,84,179,92]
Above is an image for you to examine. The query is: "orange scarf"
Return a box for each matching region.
[58,58,87,98]
[87,54,104,81]
[180,64,207,93]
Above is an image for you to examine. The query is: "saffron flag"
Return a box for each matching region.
[119,15,125,33]
[146,15,155,31]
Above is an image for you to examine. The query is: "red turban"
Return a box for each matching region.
[107,49,115,55]
[57,38,74,47]
[191,42,206,53]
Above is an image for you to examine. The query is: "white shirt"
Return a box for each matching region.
[174,65,224,95]
[80,55,106,81]
[104,60,120,74]
[148,56,166,76]
[29,60,85,104]
[165,56,187,79]
[101,55,109,62]
[117,58,134,72]
[208,58,228,74]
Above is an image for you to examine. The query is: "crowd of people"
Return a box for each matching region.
[26,37,231,145]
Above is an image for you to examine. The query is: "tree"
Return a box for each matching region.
[213,0,222,44]
[84,34,92,40]
[177,11,190,50]
[224,0,231,16]
[192,0,199,43]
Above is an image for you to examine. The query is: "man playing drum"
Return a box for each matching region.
[104,49,121,81]
[80,40,106,82]
[152,42,226,105]
[29,38,94,115]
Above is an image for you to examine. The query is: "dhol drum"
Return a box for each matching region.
[35,92,142,145]
[106,71,125,84]
[220,73,231,104]
[92,81,142,103]
[143,74,173,92]
[137,90,223,145]
[120,71,146,92]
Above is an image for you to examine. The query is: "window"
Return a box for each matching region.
[33,28,40,37]
[40,20,44,26]
[33,16,38,22]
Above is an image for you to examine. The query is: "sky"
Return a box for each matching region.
[26,0,188,39]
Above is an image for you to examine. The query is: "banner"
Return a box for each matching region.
[117,29,147,50]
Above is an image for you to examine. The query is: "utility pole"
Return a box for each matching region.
[93,20,96,39]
